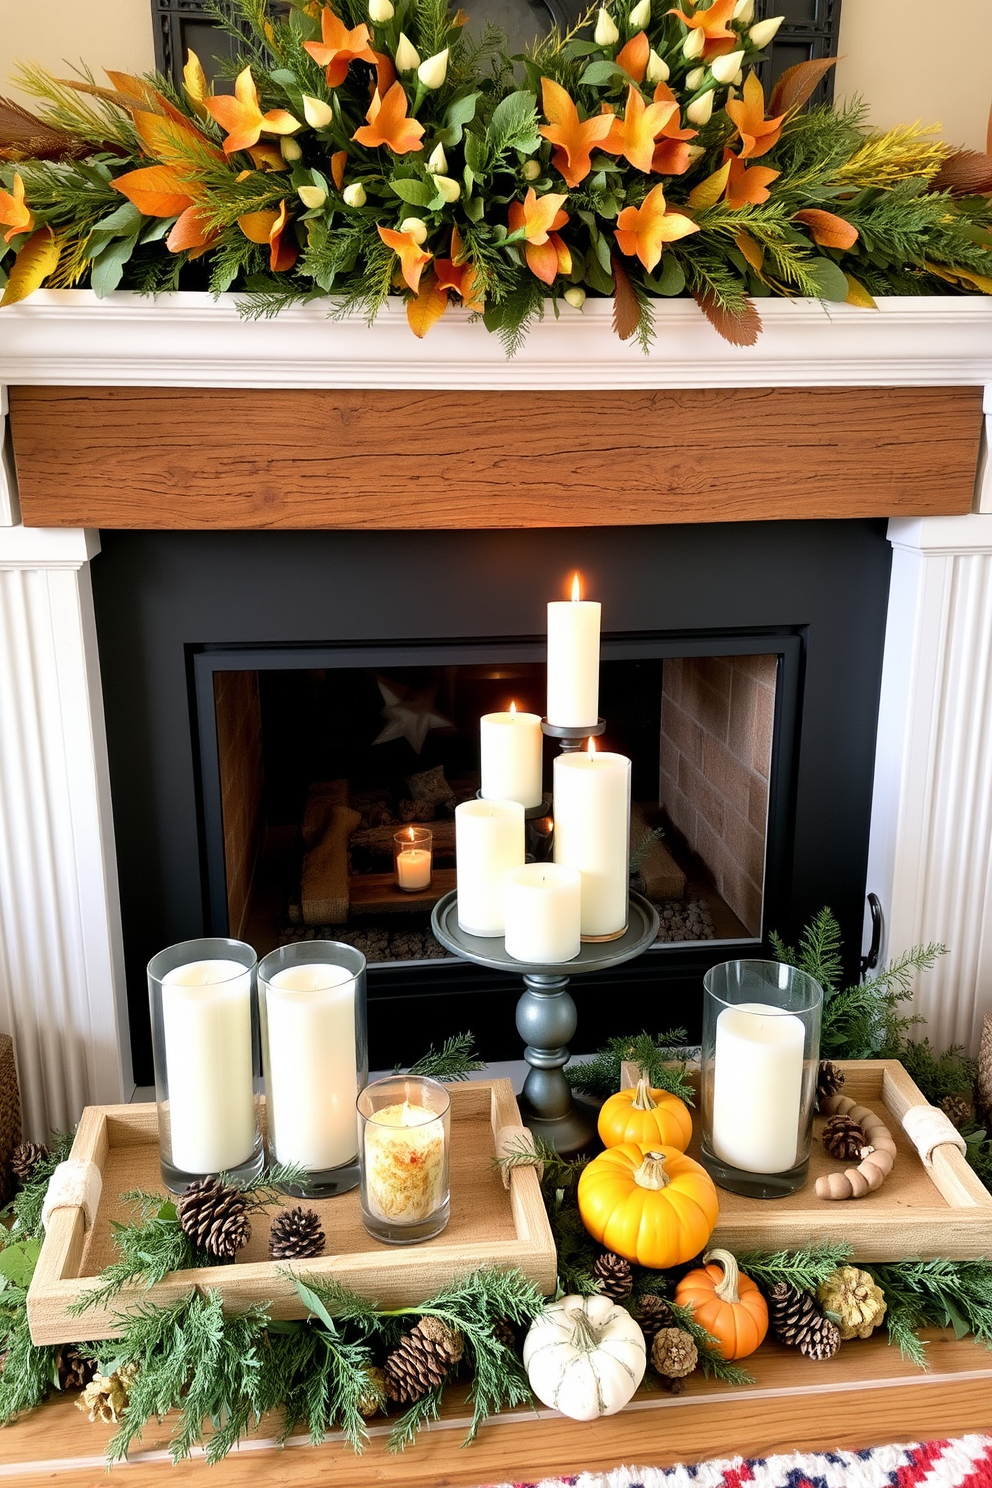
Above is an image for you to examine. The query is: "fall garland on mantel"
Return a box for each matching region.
[1,0,992,352]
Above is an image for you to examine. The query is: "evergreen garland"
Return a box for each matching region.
[565,1030,694,1103]
[400,1031,487,1081]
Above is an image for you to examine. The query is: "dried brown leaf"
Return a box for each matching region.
[610,254,642,342]
[769,57,838,119]
[691,289,761,346]
[930,148,992,196]
[0,95,97,161]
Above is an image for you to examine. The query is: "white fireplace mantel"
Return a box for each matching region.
[1,291,992,1136]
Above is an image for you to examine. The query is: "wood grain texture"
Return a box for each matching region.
[8,384,983,529]
[2,1331,990,1486]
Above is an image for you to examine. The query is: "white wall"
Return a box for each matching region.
[0,0,155,104]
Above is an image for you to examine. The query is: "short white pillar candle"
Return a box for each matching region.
[552,745,631,938]
[711,1002,806,1173]
[546,574,601,728]
[455,798,525,936]
[480,703,543,808]
[263,962,358,1172]
[504,862,582,963]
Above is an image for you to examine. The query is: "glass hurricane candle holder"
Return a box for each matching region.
[358,1074,450,1244]
[257,940,368,1197]
[700,959,823,1199]
[393,827,433,892]
[147,936,262,1193]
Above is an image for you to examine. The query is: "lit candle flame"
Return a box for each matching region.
[571,572,581,602]
[408,827,415,841]
[588,737,597,759]
[509,700,517,716]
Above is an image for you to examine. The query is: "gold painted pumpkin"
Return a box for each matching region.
[674,1248,768,1360]
[576,1143,719,1269]
[597,1078,692,1152]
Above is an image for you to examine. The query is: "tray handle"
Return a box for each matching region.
[41,1158,103,1232]
[495,1124,543,1189]
[901,1104,967,1165]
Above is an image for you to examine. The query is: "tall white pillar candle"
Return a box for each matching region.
[481,705,544,808]
[161,959,256,1174]
[504,863,582,963]
[553,747,631,938]
[547,575,601,728]
[263,963,358,1171]
[710,1002,805,1173]
[455,798,525,936]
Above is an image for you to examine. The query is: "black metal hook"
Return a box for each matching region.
[860,892,882,976]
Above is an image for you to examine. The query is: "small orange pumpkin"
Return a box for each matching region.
[674,1248,768,1360]
[576,1143,719,1270]
[598,1078,692,1152]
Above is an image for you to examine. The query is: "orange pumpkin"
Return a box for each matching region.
[576,1143,719,1270]
[674,1249,768,1360]
[597,1078,692,1152]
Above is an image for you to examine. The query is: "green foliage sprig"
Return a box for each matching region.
[870,1259,992,1370]
[736,1240,854,1292]
[400,1031,487,1081]
[565,1030,694,1104]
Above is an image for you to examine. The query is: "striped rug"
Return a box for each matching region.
[483,1435,992,1488]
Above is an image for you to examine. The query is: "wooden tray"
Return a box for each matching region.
[27,1079,556,1346]
[700,1060,992,1260]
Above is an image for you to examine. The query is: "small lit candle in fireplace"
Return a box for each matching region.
[393,827,433,890]
[546,572,601,728]
[553,740,631,939]
[480,702,544,808]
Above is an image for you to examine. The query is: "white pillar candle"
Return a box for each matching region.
[547,574,601,728]
[553,746,631,938]
[263,963,358,1171]
[396,848,432,890]
[364,1101,446,1222]
[161,959,256,1174]
[504,863,582,964]
[711,1002,805,1173]
[480,704,544,808]
[455,798,525,936]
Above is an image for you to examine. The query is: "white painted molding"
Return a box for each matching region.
[867,511,992,1054]
[0,291,991,390]
[0,523,129,1138]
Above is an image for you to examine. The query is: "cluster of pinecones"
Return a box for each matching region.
[175,1177,327,1261]
[383,1316,465,1404]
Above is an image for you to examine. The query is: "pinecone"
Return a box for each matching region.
[767,1282,841,1361]
[383,1329,451,1404]
[57,1345,97,1392]
[817,1266,887,1340]
[11,1141,47,1185]
[268,1206,326,1260]
[412,1314,464,1365]
[650,1326,698,1379]
[636,1293,672,1341]
[177,1176,251,1260]
[357,1365,387,1418]
[822,1113,869,1161]
[493,1317,518,1351]
[593,1251,633,1301]
[941,1093,972,1130]
[816,1060,846,1111]
[77,1362,138,1424]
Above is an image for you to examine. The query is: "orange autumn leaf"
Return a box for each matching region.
[304,6,377,88]
[268,200,297,272]
[509,190,571,284]
[406,270,450,337]
[667,0,737,56]
[650,139,693,174]
[0,171,32,243]
[203,67,300,155]
[111,163,195,217]
[353,82,424,154]
[129,107,225,169]
[653,81,698,139]
[793,207,859,250]
[248,143,287,172]
[0,224,59,307]
[539,77,615,189]
[238,207,280,244]
[330,150,348,190]
[687,159,731,211]
[615,31,649,85]
[723,151,779,207]
[371,51,397,99]
[166,204,218,257]
[614,180,699,272]
[377,224,431,292]
[435,230,483,308]
[601,85,681,174]
[735,228,764,273]
[724,72,785,159]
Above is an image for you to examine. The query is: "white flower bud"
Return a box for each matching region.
[302,94,334,129]
[369,0,394,18]
[685,89,713,125]
[646,48,669,83]
[681,26,705,59]
[432,173,461,202]
[733,0,754,22]
[427,142,448,173]
[342,182,367,207]
[394,32,421,72]
[710,48,744,84]
[733,68,743,85]
[628,0,651,28]
[563,286,586,309]
[417,47,449,88]
[297,184,327,209]
[748,15,784,47]
[522,158,542,180]
[280,136,303,161]
[399,216,428,244]
[594,8,620,44]
[685,66,705,90]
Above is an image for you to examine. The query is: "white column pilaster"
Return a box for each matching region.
[0,520,129,1139]
[867,430,992,1051]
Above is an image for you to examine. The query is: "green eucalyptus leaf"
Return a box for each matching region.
[578,60,628,87]
[645,253,685,295]
[436,91,480,146]
[140,216,175,244]
[808,255,850,302]
[593,230,612,274]
[389,178,435,206]
[489,90,539,155]
[585,255,614,294]
[464,193,485,222]
[90,233,139,296]
[464,131,488,174]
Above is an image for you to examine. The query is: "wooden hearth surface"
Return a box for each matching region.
[8,384,983,528]
[2,1331,990,1485]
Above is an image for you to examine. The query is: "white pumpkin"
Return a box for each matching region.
[522,1293,646,1421]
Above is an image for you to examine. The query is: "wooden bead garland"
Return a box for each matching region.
[814,1095,897,1200]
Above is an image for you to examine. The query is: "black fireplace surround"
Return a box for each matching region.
[91,519,891,1085]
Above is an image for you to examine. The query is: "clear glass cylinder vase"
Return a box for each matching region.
[357,1074,450,1243]
[257,940,368,1197]
[147,936,262,1192]
[700,958,823,1199]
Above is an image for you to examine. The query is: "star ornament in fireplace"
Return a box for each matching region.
[372,675,453,754]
